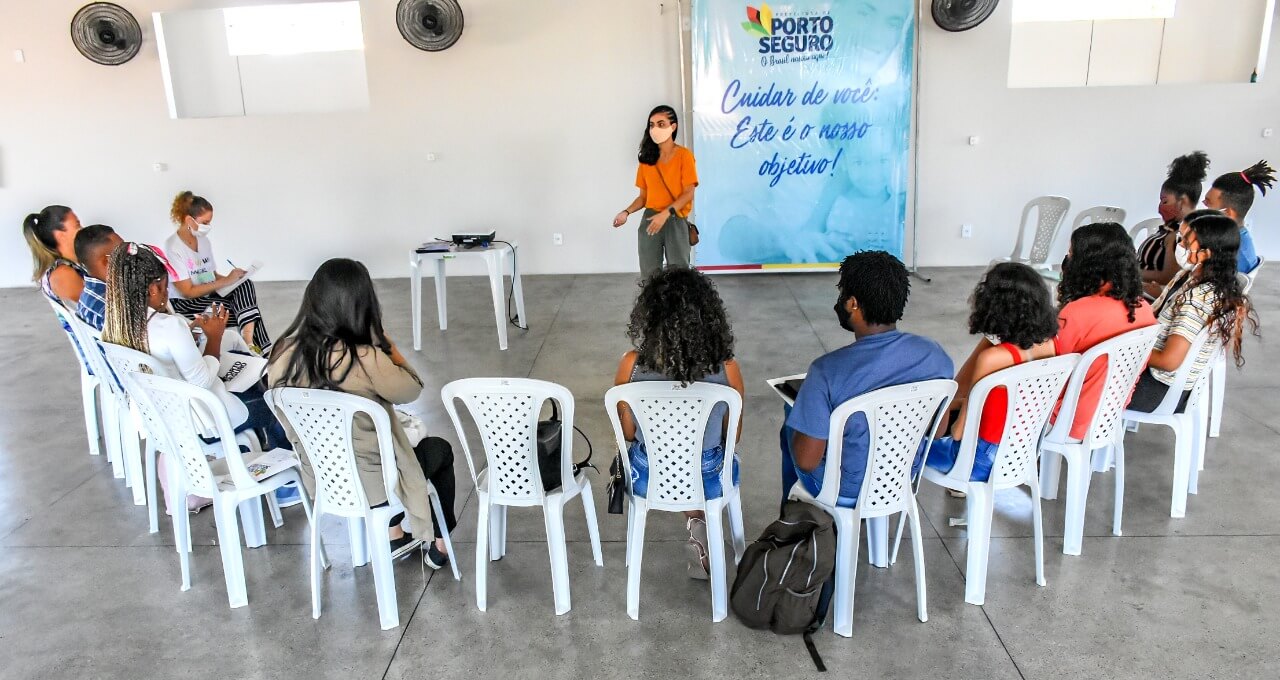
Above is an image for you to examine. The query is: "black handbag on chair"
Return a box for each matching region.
[536,400,593,492]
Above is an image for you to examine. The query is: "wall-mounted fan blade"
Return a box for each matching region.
[932,0,999,33]
[71,2,142,65]
[397,0,464,52]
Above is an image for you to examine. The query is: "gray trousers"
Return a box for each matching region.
[637,208,692,280]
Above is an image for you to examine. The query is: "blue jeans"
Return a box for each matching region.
[925,436,999,482]
[628,441,739,500]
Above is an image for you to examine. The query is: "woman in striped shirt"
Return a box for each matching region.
[1128,211,1259,412]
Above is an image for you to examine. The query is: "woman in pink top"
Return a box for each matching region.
[1054,222,1157,439]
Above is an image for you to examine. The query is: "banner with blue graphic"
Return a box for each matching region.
[691,0,915,270]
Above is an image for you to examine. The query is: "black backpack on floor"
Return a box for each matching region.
[731,500,837,671]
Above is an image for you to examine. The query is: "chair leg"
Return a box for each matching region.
[579,483,604,567]
[1190,405,1206,495]
[626,503,649,621]
[173,476,191,592]
[82,376,102,457]
[238,497,268,549]
[1030,479,1046,587]
[1209,357,1225,439]
[1062,450,1091,557]
[103,397,124,479]
[543,502,572,615]
[705,501,730,623]
[727,491,746,564]
[832,514,860,638]
[1039,450,1062,500]
[427,484,461,581]
[122,406,145,505]
[265,489,284,528]
[624,497,634,567]
[348,517,370,567]
[146,441,160,534]
[475,498,490,612]
[907,500,928,623]
[213,499,249,608]
[963,486,995,606]
[490,505,505,562]
[866,516,888,568]
[296,479,328,570]
[369,515,400,630]
[1112,435,1126,536]
[1171,420,1192,519]
[310,500,325,620]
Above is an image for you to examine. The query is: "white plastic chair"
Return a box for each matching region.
[992,196,1071,270]
[56,304,145,503]
[1038,326,1160,556]
[272,387,460,630]
[1113,327,1217,527]
[788,379,955,638]
[102,342,279,536]
[1129,217,1164,249]
[45,297,103,460]
[604,381,746,623]
[921,354,1078,606]
[442,378,604,616]
[1046,205,1128,267]
[128,371,316,608]
[1207,257,1263,439]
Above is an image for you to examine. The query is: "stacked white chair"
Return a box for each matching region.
[604,381,746,623]
[1038,326,1161,556]
[921,354,1078,606]
[442,378,603,616]
[56,303,145,504]
[1128,217,1164,249]
[1207,257,1264,439]
[45,298,103,459]
[1043,205,1128,276]
[128,371,316,608]
[1113,327,1217,527]
[789,379,956,638]
[992,196,1071,272]
[272,387,460,630]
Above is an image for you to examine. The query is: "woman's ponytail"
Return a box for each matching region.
[22,205,72,281]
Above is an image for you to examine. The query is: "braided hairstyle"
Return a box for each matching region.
[1210,160,1276,221]
[1180,212,1260,367]
[1058,222,1145,322]
[1161,151,1210,205]
[637,105,678,166]
[627,268,734,385]
[170,191,212,225]
[102,243,168,354]
[22,205,73,280]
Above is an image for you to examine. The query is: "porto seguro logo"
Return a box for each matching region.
[742,3,834,56]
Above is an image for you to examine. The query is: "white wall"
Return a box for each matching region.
[1,0,1277,286]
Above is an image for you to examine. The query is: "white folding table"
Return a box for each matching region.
[410,242,526,351]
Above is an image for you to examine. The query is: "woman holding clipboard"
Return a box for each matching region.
[613,105,699,279]
[163,191,273,353]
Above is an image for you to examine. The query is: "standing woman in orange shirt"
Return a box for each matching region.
[613,105,699,279]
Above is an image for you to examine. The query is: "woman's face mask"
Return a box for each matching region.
[649,123,674,144]
[1174,243,1196,271]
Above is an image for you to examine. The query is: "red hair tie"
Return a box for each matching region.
[1241,171,1252,184]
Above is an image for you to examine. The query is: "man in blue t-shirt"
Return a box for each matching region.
[782,251,954,506]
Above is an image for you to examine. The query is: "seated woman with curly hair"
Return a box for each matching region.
[926,262,1059,482]
[1053,222,1156,438]
[612,267,744,580]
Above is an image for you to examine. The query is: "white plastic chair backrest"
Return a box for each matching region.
[1242,255,1264,294]
[951,354,1079,489]
[45,297,93,374]
[271,387,396,517]
[1129,217,1164,249]
[817,379,957,514]
[1073,205,1127,229]
[1010,196,1071,264]
[1146,326,1218,416]
[59,305,127,398]
[128,370,255,496]
[442,377,575,506]
[1045,325,1161,449]
[604,381,741,512]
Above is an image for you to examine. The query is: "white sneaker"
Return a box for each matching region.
[685,518,710,581]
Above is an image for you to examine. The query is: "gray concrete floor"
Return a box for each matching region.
[1,268,1276,679]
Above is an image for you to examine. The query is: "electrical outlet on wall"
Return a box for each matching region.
[13,49,25,63]
[961,224,973,238]
[552,232,564,246]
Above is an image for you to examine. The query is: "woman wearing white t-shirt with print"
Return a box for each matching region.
[164,191,272,352]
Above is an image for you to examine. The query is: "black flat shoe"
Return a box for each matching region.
[390,533,421,558]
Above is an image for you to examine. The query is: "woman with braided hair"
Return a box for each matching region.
[1139,151,1210,289]
[102,243,291,481]
[1203,160,1276,275]
[612,267,744,580]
